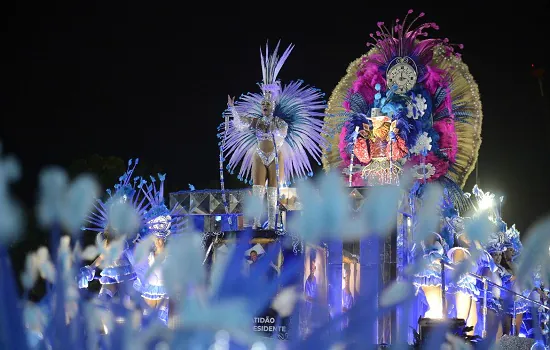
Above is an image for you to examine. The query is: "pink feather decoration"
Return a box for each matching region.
[349,173,364,186]
[351,57,386,105]
[423,64,447,95]
[433,118,458,163]
[342,100,351,111]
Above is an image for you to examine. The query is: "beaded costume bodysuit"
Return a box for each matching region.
[254,116,288,166]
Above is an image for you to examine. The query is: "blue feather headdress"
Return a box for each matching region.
[139,173,185,239]
[484,231,506,254]
[468,185,508,253]
[82,158,149,235]
[438,188,462,247]
[504,224,522,259]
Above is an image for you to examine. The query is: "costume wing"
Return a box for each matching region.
[431,51,483,188]
[220,93,262,184]
[275,80,327,183]
[322,55,367,172]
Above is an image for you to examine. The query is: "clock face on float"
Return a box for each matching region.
[386,57,418,94]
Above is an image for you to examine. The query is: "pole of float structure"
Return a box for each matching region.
[441,260,446,318]
[482,277,488,338]
[327,240,343,333]
[361,233,380,342]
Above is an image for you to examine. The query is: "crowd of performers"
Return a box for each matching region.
[411,185,549,342]
[74,10,549,344]
[309,9,549,343]
[78,159,183,326]
[219,41,327,230]
[77,35,330,333]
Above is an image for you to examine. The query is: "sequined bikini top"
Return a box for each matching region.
[255,116,288,149]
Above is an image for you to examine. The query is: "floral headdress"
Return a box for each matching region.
[484,231,506,254]
[139,173,185,239]
[504,224,522,259]
[467,185,508,254]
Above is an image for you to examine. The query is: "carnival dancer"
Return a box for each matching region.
[501,224,529,335]
[475,229,508,340]
[412,189,472,319]
[78,229,137,301]
[300,254,325,337]
[412,229,450,319]
[524,270,550,343]
[132,173,185,326]
[346,99,408,186]
[443,202,479,332]
[342,266,354,313]
[221,41,327,229]
[342,266,354,328]
[78,159,149,301]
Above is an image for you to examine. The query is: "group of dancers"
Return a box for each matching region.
[77,11,548,343]
[78,159,183,326]
[413,186,549,341]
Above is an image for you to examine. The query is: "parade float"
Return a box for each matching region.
[1,10,549,350]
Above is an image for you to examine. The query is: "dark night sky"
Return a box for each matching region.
[3,1,550,237]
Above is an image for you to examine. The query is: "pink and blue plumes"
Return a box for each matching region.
[433,118,458,163]
[338,11,461,183]
[350,56,386,107]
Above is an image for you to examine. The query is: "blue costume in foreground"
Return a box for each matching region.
[78,159,148,300]
[132,173,185,325]
[78,160,184,326]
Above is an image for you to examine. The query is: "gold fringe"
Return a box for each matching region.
[432,49,483,188]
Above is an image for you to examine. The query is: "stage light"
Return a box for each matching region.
[478,195,494,210]
[423,306,443,319]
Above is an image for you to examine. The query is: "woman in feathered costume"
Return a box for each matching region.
[501,224,529,335]
[452,185,509,338]
[322,10,482,212]
[78,159,149,301]
[475,229,507,339]
[132,173,185,326]
[411,193,453,319]
[523,267,550,341]
[221,41,326,229]
[466,186,510,339]
[442,196,479,332]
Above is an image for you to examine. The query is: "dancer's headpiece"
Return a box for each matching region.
[504,224,522,258]
[258,41,294,107]
[140,174,185,239]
